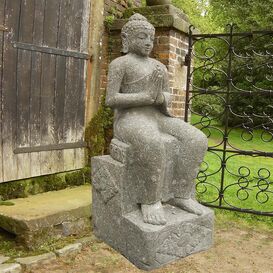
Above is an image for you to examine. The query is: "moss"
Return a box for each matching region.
[105,15,115,28]
[123,9,135,18]
[0,180,29,200]
[109,6,123,19]
[141,0,147,6]
[110,6,117,16]
[0,227,92,258]
[0,168,91,201]
[147,14,173,27]
[82,167,92,184]
[65,172,84,187]
[0,229,21,258]
[127,0,134,8]
[85,95,114,164]
[123,5,170,18]
[44,175,67,192]
[0,201,15,206]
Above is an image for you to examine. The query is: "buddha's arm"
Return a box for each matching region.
[162,87,172,108]
[106,61,154,109]
[162,67,172,101]
[157,66,173,116]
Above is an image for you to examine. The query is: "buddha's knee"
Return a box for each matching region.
[197,130,208,149]
[137,137,164,159]
[189,129,208,155]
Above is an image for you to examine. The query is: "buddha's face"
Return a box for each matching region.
[128,28,155,57]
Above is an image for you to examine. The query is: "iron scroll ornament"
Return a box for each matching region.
[185,24,273,216]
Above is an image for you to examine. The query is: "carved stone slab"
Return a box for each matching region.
[92,163,119,204]
[110,138,130,164]
[122,205,213,270]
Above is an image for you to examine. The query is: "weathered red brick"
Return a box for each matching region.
[158,36,169,45]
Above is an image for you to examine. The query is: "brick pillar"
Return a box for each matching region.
[152,28,189,118]
[107,4,192,119]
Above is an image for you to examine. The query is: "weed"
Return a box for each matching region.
[0,201,14,206]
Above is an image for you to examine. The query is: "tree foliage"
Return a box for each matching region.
[209,0,273,31]
[171,0,273,32]
[171,0,219,32]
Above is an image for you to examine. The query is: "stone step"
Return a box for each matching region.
[0,185,92,249]
[0,263,22,273]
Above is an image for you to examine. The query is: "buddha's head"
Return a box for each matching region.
[121,13,155,57]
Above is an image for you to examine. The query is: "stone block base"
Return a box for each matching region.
[0,186,91,249]
[17,216,92,249]
[92,153,214,271]
[94,204,214,271]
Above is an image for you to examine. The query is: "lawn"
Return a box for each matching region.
[190,114,273,220]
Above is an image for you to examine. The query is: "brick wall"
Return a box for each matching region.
[152,28,188,118]
[168,30,188,118]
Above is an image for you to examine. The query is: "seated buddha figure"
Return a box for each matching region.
[106,13,208,225]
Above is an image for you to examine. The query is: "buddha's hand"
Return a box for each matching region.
[155,93,165,105]
[150,65,164,101]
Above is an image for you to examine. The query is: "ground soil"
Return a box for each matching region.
[26,219,273,273]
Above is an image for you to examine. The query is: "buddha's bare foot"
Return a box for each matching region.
[170,198,205,216]
[141,201,166,225]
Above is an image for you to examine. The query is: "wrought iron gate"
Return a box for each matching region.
[185,25,273,216]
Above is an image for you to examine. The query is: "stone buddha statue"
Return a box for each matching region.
[92,13,213,270]
[105,13,208,226]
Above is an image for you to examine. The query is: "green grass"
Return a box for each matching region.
[191,114,273,223]
[0,201,14,206]
[214,208,273,229]
[0,227,93,259]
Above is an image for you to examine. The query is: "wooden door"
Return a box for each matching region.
[0,0,91,182]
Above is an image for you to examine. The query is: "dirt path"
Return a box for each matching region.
[27,223,273,273]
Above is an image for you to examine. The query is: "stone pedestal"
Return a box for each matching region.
[123,206,213,270]
[92,140,214,271]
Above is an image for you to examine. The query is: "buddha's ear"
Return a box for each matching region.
[121,33,129,54]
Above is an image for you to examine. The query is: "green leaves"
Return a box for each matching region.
[172,0,272,33]
[209,0,273,31]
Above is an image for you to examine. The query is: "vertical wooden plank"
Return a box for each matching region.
[67,0,83,52]
[53,0,69,173]
[40,0,59,145]
[29,0,46,177]
[50,0,64,174]
[55,56,66,145]
[2,0,21,181]
[40,0,60,175]
[63,0,84,170]
[63,56,79,170]
[74,60,86,169]
[74,148,85,170]
[80,0,91,53]
[0,0,5,182]
[76,0,91,170]
[16,0,35,179]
